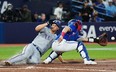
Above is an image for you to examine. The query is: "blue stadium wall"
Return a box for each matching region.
[0,22,116,43]
[0,0,116,43]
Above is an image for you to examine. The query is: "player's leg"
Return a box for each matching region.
[43,51,61,64]
[5,44,34,65]
[27,47,41,64]
[43,39,77,64]
[77,42,97,64]
[52,39,78,52]
[52,40,97,64]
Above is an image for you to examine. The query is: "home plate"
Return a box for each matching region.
[25,66,35,69]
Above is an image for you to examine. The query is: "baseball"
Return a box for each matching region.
[111,37,115,40]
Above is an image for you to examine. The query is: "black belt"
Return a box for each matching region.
[32,43,42,56]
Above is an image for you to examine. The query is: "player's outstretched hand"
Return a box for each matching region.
[61,61,69,64]
[58,36,63,43]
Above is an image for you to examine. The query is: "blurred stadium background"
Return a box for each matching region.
[0,0,116,43]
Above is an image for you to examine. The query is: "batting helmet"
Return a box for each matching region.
[52,20,61,28]
[68,19,82,31]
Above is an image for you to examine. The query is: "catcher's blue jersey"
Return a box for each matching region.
[56,23,80,41]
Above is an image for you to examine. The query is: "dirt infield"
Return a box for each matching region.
[0,60,116,72]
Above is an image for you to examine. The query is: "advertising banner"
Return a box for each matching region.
[83,22,116,42]
[0,22,115,43]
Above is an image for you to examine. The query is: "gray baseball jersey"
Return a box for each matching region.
[32,27,57,55]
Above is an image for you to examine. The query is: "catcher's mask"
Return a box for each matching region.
[68,19,82,31]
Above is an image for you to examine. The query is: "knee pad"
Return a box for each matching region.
[78,45,83,52]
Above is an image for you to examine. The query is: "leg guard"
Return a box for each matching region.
[43,51,60,64]
[77,42,90,61]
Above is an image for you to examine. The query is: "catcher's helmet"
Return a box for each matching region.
[68,19,82,31]
[52,20,61,28]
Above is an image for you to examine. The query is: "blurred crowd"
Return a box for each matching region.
[0,4,48,23]
[73,0,116,22]
[0,0,116,23]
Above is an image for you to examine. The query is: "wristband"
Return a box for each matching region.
[61,32,66,37]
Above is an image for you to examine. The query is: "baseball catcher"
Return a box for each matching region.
[43,19,108,64]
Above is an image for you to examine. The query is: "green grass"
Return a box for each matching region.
[0,46,23,60]
[0,43,116,60]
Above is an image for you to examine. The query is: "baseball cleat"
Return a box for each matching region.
[41,62,46,64]
[84,60,97,65]
[0,61,12,66]
[42,59,52,64]
[90,58,95,61]
[4,62,12,66]
[42,61,50,64]
[42,57,52,64]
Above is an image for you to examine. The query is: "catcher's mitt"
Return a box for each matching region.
[96,33,108,46]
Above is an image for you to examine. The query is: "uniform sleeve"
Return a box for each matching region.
[68,24,76,32]
[39,27,48,33]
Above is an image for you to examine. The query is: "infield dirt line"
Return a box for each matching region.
[97,60,116,62]
[26,66,112,72]
[0,66,115,72]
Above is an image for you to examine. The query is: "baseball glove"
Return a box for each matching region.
[96,33,108,46]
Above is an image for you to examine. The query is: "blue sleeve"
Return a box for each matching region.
[68,24,77,32]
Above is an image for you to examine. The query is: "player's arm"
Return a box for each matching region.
[58,26,71,42]
[77,37,99,42]
[77,37,88,42]
[58,55,68,63]
[77,33,108,46]
[58,55,64,63]
[35,22,48,31]
[62,26,71,33]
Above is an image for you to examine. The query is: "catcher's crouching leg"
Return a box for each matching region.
[77,42,97,64]
[43,51,60,64]
[88,32,108,46]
